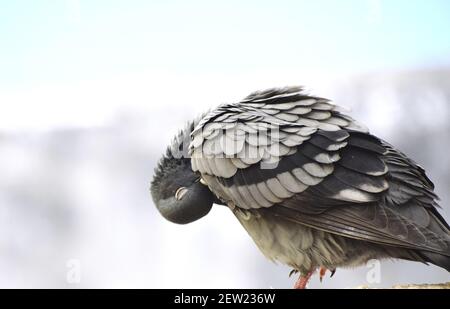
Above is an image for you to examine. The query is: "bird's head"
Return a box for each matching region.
[150,121,214,224]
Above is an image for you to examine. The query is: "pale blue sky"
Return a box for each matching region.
[1,0,449,85]
[0,1,449,130]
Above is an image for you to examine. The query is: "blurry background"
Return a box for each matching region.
[0,0,449,288]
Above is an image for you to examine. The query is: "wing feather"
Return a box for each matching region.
[189,86,449,255]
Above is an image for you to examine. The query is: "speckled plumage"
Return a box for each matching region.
[233,207,431,275]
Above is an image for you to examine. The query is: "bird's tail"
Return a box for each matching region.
[420,251,450,272]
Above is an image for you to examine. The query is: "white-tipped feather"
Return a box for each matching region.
[303,162,334,178]
[276,172,308,193]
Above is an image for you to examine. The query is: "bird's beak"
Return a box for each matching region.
[175,187,188,200]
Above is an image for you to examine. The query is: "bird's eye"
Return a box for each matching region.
[175,187,188,200]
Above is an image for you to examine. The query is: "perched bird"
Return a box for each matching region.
[151,86,450,288]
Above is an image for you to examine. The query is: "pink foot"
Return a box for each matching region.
[293,269,315,289]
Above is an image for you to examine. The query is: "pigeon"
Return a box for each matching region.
[150,86,450,288]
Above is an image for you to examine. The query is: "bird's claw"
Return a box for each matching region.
[319,267,336,282]
[289,269,299,277]
[319,267,327,283]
